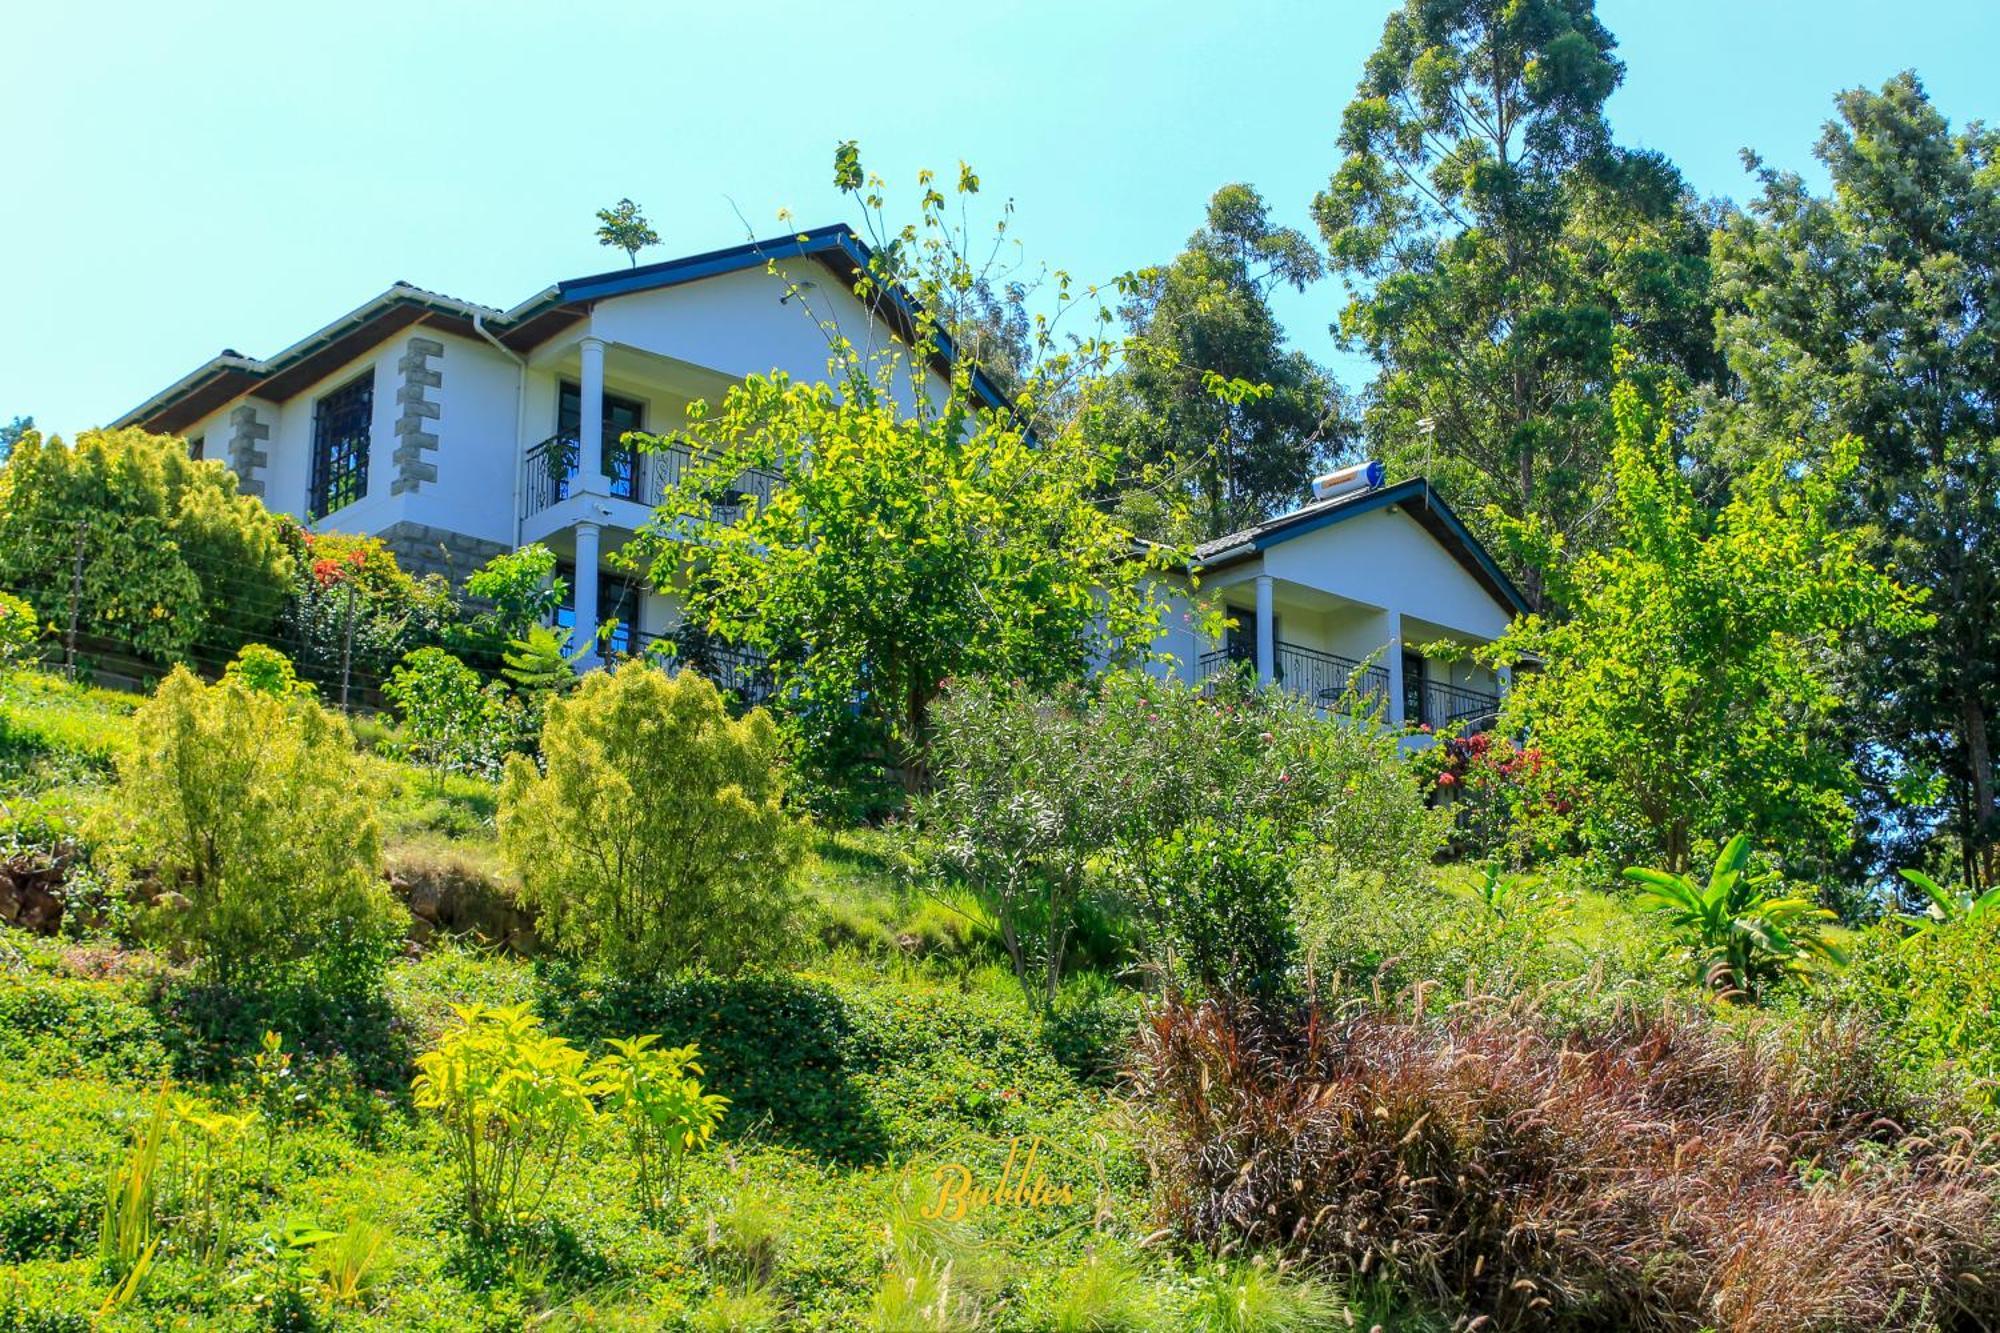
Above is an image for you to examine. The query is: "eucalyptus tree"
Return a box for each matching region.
[1707,72,2000,888]
[1314,0,1718,605]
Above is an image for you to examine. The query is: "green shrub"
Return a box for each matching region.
[218,643,310,697]
[919,678,1109,1010]
[384,646,513,787]
[1821,912,2000,1117]
[0,592,38,671]
[0,427,296,663]
[97,667,404,991]
[590,1036,727,1217]
[412,1003,598,1235]
[499,664,804,979]
[1624,833,1842,1000]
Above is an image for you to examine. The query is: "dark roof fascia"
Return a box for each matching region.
[119,223,1018,431]
[1197,479,1530,618]
[553,226,1013,414]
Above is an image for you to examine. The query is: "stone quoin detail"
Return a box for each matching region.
[226,403,270,497]
[390,335,444,495]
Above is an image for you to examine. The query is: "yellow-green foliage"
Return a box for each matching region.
[594,1035,728,1217]
[499,663,805,978]
[412,1003,597,1235]
[98,667,403,987]
[0,427,295,662]
[0,591,38,669]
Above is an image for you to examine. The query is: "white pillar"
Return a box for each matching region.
[578,336,607,495]
[572,520,601,668]
[1384,608,1406,726]
[1254,575,1275,688]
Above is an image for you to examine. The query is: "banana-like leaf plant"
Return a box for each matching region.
[1896,868,2000,933]
[1623,834,1844,1000]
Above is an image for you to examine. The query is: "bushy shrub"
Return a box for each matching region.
[918,679,1106,1008]
[412,1003,596,1235]
[921,670,1444,1001]
[499,664,804,979]
[97,667,404,990]
[384,647,513,787]
[1819,912,2000,1118]
[280,530,454,689]
[218,643,310,697]
[1133,996,2000,1331]
[0,591,39,671]
[460,544,565,646]
[0,427,295,663]
[592,1036,728,1217]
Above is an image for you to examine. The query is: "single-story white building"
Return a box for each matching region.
[114,225,1524,725]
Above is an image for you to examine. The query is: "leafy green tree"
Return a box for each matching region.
[384,647,513,787]
[1088,184,1344,541]
[1313,0,1719,605]
[1624,834,1843,1000]
[99,665,404,990]
[462,543,566,644]
[498,664,805,978]
[627,375,1161,797]
[594,197,660,268]
[1707,71,2000,888]
[0,427,296,662]
[0,415,30,464]
[1489,376,1928,878]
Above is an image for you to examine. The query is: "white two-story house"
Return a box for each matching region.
[113,225,1523,725]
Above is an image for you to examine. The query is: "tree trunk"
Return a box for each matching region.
[1965,692,1997,888]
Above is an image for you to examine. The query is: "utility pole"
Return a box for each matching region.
[338,579,358,711]
[63,521,84,680]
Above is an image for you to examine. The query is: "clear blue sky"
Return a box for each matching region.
[5,0,1996,440]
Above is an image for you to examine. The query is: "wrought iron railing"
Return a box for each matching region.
[522,435,781,526]
[522,434,640,515]
[619,627,776,708]
[1417,678,1501,732]
[643,441,782,525]
[1196,640,1391,714]
[1277,641,1392,714]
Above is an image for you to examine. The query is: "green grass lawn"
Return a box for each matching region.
[0,671,1424,1330]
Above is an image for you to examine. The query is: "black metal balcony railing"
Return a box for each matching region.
[1418,678,1501,733]
[1197,640,1392,714]
[522,435,783,527]
[522,435,638,514]
[618,627,777,708]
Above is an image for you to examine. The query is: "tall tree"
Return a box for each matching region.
[1090,184,1342,542]
[1313,0,1718,605]
[1708,72,2000,887]
[0,415,31,464]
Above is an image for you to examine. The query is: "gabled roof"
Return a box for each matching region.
[115,224,1013,434]
[1193,478,1530,618]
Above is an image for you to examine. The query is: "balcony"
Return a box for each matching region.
[613,626,777,709]
[1416,678,1501,733]
[1198,640,1392,714]
[522,435,781,528]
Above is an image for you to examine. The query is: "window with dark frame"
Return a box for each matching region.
[308,370,375,519]
[557,380,645,500]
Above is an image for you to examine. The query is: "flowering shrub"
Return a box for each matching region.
[1411,729,1577,864]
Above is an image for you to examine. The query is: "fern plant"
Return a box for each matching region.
[1624,833,1843,999]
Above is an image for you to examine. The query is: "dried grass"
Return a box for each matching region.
[1131,992,2000,1331]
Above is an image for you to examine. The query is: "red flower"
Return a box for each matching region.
[310,557,346,588]
[1437,771,1458,787]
